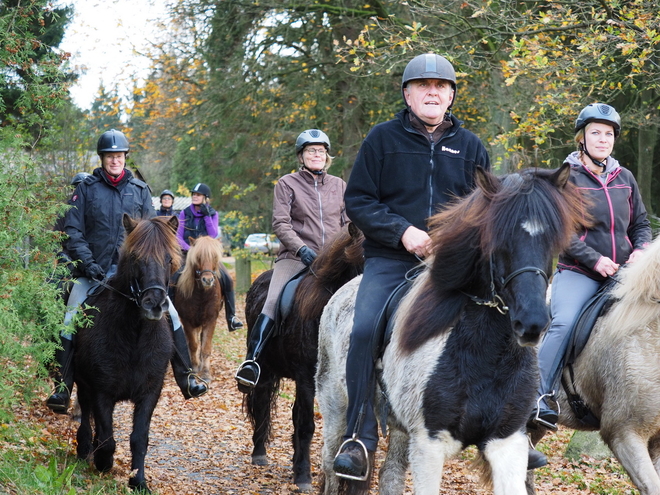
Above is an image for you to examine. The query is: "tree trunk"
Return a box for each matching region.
[637,122,657,215]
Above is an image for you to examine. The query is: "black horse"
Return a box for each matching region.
[243,223,364,492]
[74,214,182,492]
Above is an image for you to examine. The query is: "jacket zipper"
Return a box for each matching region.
[314,177,325,246]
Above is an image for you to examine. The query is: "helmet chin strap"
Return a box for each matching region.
[580,142,607,171]
[409,108,451,131]
[303,166,324,175]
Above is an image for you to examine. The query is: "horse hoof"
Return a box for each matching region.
[251,454,268,466]
[294,482,313,493]
[129,477,151,493]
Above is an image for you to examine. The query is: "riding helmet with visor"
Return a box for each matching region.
[160,189,175,201]
[401,53,457,108]
[70,172,91,187]
[574,103,621,138]
[191,183,211,198]
[96,129,130,155]
[295,129,331,153]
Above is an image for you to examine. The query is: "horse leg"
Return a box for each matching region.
[185,325,202,374]
[408,430,459,495]
[75,388,93,460]
[525,428,547,495]
[379,425,409,495]
[291,376,315,492]
[247,373,276,465]
[603,428,660,495]
[91,396,116,473]
[199,321,215,382]
[127,394,159,493]
[483,431,528,495]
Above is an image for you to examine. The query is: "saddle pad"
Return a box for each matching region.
[276,267,309,327]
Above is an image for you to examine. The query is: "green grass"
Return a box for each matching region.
[0,419,134,495]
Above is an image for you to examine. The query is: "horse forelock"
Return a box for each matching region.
[177,237,224,299]
[120,217,181,273]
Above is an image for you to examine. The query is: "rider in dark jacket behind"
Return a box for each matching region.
[46,129,208,414]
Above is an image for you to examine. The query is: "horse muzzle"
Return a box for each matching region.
[139,289,169,321]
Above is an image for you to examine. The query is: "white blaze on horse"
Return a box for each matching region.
[317,165,586,495]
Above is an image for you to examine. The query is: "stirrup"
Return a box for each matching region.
[186,371,209,398]
[235,359,261,388]
[333,437,370,482]
[533,391,559,431]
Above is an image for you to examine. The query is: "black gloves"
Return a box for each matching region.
[198,204,216,217]
[298,246,317,267]
[85,263,105,281]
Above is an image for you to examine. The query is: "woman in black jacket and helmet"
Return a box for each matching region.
[46,129,208,415]
[528,103,651,432]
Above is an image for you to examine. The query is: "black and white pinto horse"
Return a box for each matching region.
[317,165,586,494]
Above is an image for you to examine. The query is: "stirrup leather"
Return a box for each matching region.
[334,437,370,482]
[533,391,559,431]
[235,359,261,388]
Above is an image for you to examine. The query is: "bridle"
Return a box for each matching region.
[463,256,549,315]
[94,276,169,307]
[195,269,221,281]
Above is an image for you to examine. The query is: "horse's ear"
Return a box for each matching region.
[190,236,197,246]
[348,221,359,239]
[551,162,571,189]
[123,214,138,234]
[475,166,499,198]
[166,215,178,234]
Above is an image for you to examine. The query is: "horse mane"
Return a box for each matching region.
[603,236,660,337]
[400,166,587,353]
[177,236,225,300]
[119,216,182,276]
[295,223,364,322]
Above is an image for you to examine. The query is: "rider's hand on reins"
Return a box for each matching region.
[401,226,432,259]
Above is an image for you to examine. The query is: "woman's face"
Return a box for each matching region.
[582,122,615,162]
[101,152,126,177]
[161,196,173,208]
[301,144,327,172]
[191,192,205,205]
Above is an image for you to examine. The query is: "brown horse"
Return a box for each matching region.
[172,236,225,383]
[243,223,364,492]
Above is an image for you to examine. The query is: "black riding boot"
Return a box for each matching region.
[234,313,275,392]
[170,324,208,399]
[219,269,243,331]
[46,335,75,414]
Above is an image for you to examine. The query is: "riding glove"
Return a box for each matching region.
[85,263,105,281]
[198,204,216,217]
[298,246,317,266]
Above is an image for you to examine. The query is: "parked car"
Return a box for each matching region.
[244,233,281,255]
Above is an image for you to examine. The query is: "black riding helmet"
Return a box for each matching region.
[191,183,211,198]
[574,103,621,138]
[97,129,130,155]
[401,54,457,110]
[160,189,175,201]
[71,172,91,186]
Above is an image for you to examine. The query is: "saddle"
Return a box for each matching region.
[560,277,617,428]
[273,267,309,334]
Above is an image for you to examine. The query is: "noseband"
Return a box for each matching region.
[463,257,549,315]
[95,277,169,307]
[195,269,220,281]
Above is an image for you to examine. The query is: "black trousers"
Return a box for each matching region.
[344,256,418,452]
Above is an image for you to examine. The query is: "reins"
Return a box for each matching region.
[462,256,549,315]
[94,277,168,307]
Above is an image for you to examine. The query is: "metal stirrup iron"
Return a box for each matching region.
[333,436,370,481]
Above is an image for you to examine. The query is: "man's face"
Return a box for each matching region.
[404,78,454,126]
[101,152,126,177]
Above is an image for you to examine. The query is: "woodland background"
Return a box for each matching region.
[0,0,659,492]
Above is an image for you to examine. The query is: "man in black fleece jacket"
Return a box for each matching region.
[333,53,547,479]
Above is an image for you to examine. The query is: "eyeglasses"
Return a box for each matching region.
[304,147,327,156]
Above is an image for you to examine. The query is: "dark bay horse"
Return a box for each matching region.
[74,214,182,493]
[317,165,586,495]
[243,223,364,492]
[527,233,660,495]
[172,235,224,383]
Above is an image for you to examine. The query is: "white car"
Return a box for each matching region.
[244,233,281,255]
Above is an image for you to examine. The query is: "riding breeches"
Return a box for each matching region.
[344,256,418,452]
[260,258,306,319]
[537,269,603,396]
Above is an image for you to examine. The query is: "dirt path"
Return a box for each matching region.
[44,295,636,494]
